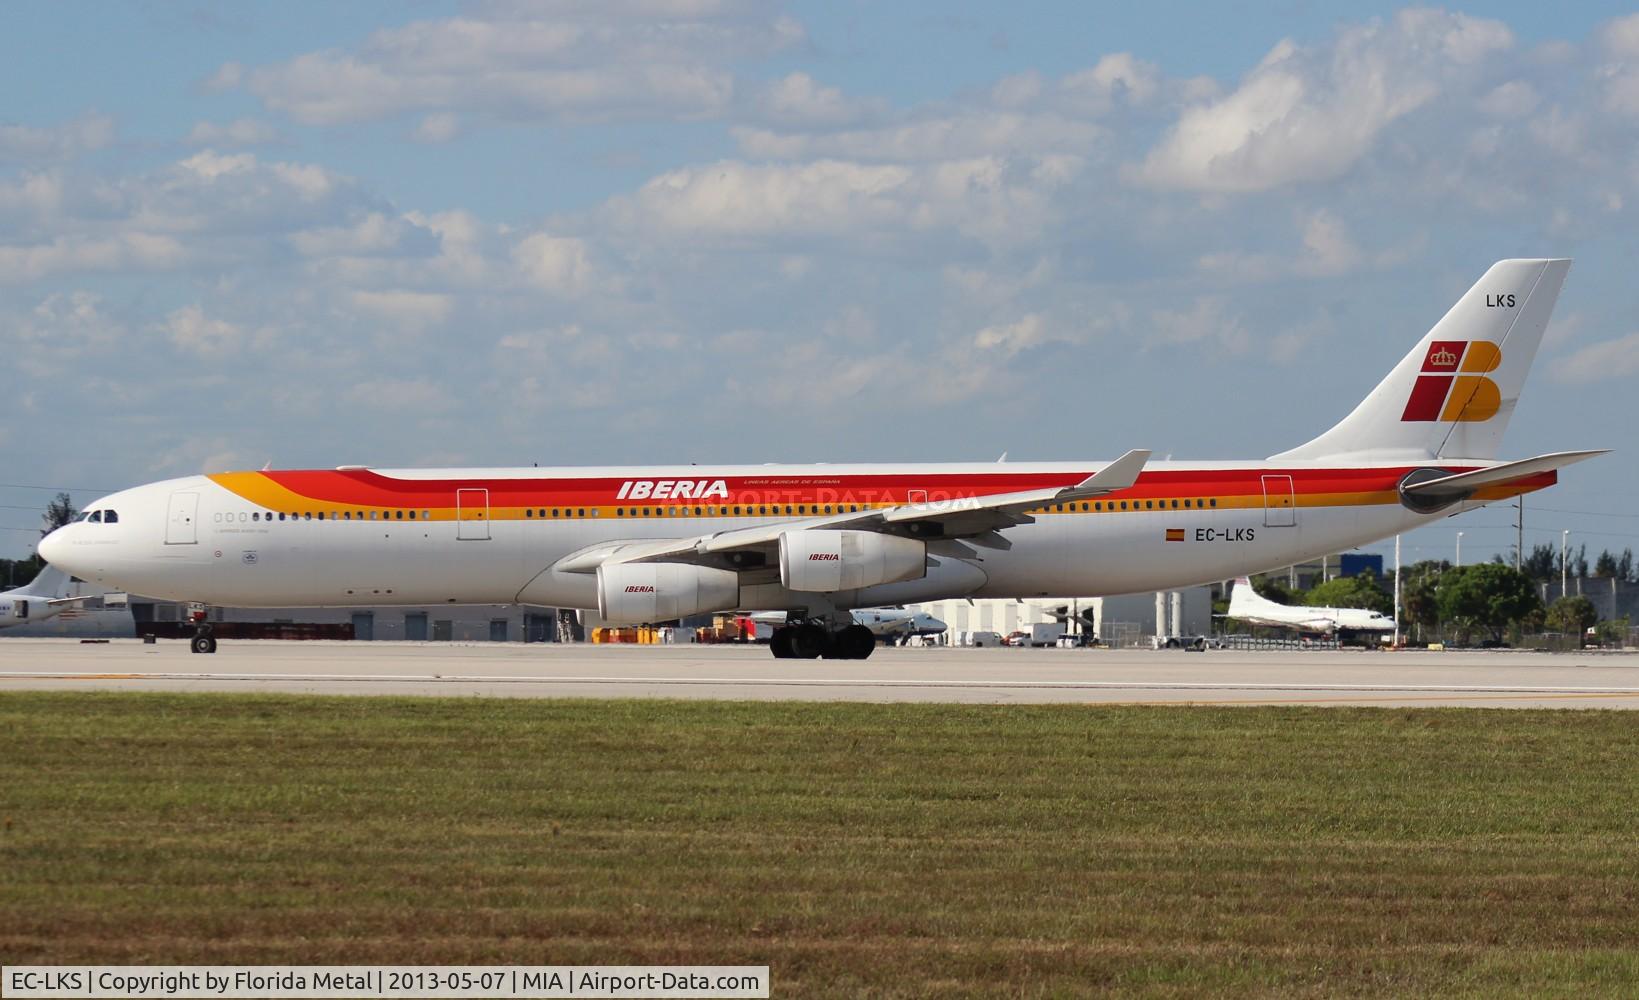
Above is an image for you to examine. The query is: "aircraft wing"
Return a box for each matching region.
[554,449,1150,573]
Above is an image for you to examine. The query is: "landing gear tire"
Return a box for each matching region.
[837,624,875,660]
[190,632,217,655]
[789,624,829,659]
[770,627,795,659]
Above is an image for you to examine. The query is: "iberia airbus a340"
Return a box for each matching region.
[40,259,1604,658]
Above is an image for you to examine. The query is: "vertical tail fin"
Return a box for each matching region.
[1272,259,1570,462]
[1228,576,1284,617]
[18,564,72,599]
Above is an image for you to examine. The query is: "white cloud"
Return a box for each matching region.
[185,118,282,146]
[602,155,1077,248]
[974,314,1047,356]
[164,304,244,356]
[412,112,462,143]
[0,113,114,162]
[733,111,1101,163]
[1134,10,1512,192]
[227,4,803,127]
[1058,53,1161,112]
[759,73,876,126]
[350,289,454,327]
[290,213,416,257]
[1550,332,1639,383]
[513,234,593,295]
[0,171,65,218]
[1478,81,1540,117]
[0,233,185,283]
[1149,297,1250,354]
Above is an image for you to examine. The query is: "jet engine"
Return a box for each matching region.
[597,562,740,623]
[779,530,925,593]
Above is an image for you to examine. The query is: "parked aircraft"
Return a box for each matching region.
[1225,576,1395,637]
[751,607,947,644]
[40,259,1603,659]
[0,564,80,629]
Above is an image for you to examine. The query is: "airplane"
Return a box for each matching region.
[750,607,947,644]
[0,563,84,629]
[40,258,1605,659]
[1224,576,1395,637]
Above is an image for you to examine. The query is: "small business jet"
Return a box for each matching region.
[0,564,83,629]
[41,259,1603,659]
[751,607,947,644]
[1225,576,1395,637]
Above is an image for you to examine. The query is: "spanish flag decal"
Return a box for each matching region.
[1164,528,1185,542]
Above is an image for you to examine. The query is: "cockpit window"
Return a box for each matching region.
[87,510,102,523]
[75,510,93,522]
[103,510,118,524]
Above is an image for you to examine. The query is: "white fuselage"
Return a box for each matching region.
[39,458,1536,615]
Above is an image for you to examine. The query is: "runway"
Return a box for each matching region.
[2,638,1638,706]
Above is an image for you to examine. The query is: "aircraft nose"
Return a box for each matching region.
[37,528,67,568]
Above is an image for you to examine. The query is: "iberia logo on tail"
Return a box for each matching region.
[1401,340,1502,422]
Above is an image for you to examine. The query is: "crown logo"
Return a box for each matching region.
[1429,347,1458,367]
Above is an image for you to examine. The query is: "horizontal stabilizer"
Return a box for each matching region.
[1401,450,1608,496]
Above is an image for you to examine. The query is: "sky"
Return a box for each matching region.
[3,1,1637,572]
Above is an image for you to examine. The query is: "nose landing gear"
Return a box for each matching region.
[190,628,217,654]
[188,607,217,654]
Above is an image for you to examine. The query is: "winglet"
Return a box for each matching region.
[1062,449,1150,498]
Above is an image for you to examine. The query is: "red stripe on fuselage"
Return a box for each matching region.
[248,466,1487,508]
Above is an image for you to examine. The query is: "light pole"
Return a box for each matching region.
[1456,531,1464,569]
[1393,534,1402,648]
[1561,529,1570,599]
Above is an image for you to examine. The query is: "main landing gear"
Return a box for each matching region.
[770,621,876,660]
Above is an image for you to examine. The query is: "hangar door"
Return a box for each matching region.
[1261,475,1296,528]
[457,488,490,540]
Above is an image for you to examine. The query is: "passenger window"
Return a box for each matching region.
[408,510,416,520]
[252,512,259,522]
[526,509,534,518]
[1209,498,1217,507]
[1120,501,1128,510]
[578,508,586,518]
[694,506,702,516]
[396,510,404,520]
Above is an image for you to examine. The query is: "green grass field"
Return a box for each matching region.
[2,693,1636,997]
